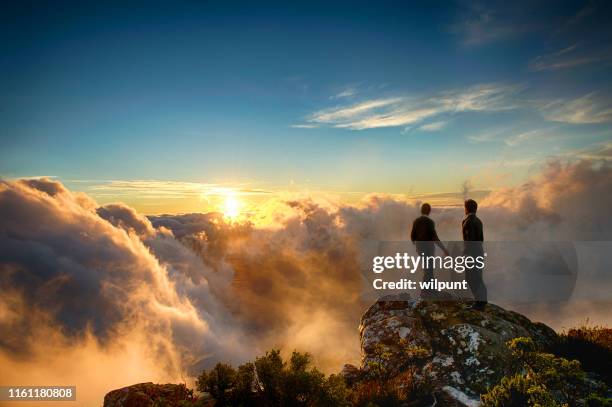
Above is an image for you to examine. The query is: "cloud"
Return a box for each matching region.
[304,84,519,130]
[87,180,214,198]
[419,121,447,132]
[0,178,250,403]
[86,180,272,199]
[562,2,597,30]
[529,44,610,71]
[311,98,401,125]
[479,159,612,240]
[564,141,612,161]
[467,128,506,144]
[1,160,611,403]
[504,128,555,146]
[291,124,319,129]
[96,203,157,238]
[330,86,358,100]
[436,84,521,111]
[451,2,536,46]
[538,93,612,124]
[583,142,612,160]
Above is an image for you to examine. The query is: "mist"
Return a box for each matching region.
[0,158,610,405]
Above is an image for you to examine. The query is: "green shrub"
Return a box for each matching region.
[196,349,350,406]
[585,393,612,407]
[196,363,236,406]
[253,349,284,405]
[480,373,560,407]
[482,337,609,407]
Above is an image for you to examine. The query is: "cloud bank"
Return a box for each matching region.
[0,158,611,404]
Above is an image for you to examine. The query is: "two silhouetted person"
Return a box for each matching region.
[462,199,487,310]
[410,200,488,309]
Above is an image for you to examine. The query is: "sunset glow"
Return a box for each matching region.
[1,2,611,406]
[222,194,241,219]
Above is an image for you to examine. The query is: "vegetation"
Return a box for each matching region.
[346,341,432,406]
[195,349,349,406]
[555,325,612,384]
[481,337,611,407]
[189,343,434,407]
[185,327,612,407]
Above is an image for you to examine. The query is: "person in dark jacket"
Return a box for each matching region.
[462,199,487,310]
[411,203,449,289]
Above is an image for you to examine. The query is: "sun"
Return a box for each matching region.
[223,194,241,219]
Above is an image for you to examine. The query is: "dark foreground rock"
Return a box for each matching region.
[354,294,558,406]
[103,382,193,407]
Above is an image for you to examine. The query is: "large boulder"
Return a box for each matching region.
[103,382,193,407]
[358,294,557,406]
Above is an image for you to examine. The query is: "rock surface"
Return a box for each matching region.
[358,294,557,406]
[103,382,193,407]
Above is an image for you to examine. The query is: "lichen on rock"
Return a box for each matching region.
[103,382,193,407]
[358,294,557,402]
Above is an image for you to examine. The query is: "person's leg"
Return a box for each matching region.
[423,264,434,282]
[465,266,475,298]
[477,266,487,305]
[421,264,434,299]
[474,266,487,309]
[419,247,435,298]
[466,266,487,309]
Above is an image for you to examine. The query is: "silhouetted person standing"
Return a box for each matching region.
[462,199,487,310]
[411,203,449,292]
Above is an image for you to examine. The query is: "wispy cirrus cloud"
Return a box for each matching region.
[418,121,447,132]
[537,93,612,124]
[504,127,556,147]
[311,98,402,125]
[564,141,612,161]
[467,127,508,144]
[451,2,537,46]
[330,86,358,100]
[467,126,558,147]
[295,83,520,130]
[529,44,610,71]
[290,124,319,129]
[86,180,272,199]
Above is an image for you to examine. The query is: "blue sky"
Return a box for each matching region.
[1,1,611,211]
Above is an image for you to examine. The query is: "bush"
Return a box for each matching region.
[585,394,612,407]
[196,363,236,405]
[349,370,427,407]
[480,373,559,407]
[556,325,612,384]
[482,337,610,407]
[196,349,349,406]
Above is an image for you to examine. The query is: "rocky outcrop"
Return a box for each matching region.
[103,382,193,407]
[357,294,557,406]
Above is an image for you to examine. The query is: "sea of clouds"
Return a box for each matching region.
[0,159,610,405]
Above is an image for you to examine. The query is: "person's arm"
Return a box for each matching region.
[410,220,416,244]
[431,222,449,255]
[463,220,474,241]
